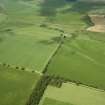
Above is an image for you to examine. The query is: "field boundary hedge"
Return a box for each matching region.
[25,74,66,105]
[26,75,52,105]
[0,62,40,74]
[42,34,64,74]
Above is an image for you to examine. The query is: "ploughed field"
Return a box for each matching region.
[0,0,105,105]
[87,15,105,32]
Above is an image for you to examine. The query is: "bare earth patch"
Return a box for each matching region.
[87,14,105,32]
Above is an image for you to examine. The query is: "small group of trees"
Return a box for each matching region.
[82,14,94,26]
[26,74,70,105]
[1,62,36,74]
[25,73,84,105]
[1,62,27,71]
[49,74,64,88]
[26,71,105,105]
[2,63,10,68]
[15,66,26,71]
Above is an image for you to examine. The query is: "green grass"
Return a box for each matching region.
[0,0,105,104]
[0,0,46,31]
[40,83,105,105]
[49,12,87,33]
[47,33,105,90]
[0,26,60,72]
[42,98,72,105]
[0,65,40,105]
[0,0,63,72]
[0,13,7,23]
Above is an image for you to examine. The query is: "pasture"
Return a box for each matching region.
[0,0,105,105]
[0,26,60,72]
[0,65,40,105]
[40,82,105,105]
[47,32,105,90]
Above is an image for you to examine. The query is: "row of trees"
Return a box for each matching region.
[25,72,105,105]
[50,75,105,91]
[1,63,26,71]
[26,74,68,105]
[26,75,52,105]
[25,74,85,105]
[43,34,64,74]
[0,63,36,73]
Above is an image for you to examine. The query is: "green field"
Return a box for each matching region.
[42,98,72,105]
[40,83,105,105]
[47,32,105,90]
[0,0,62,72]
[1,0,105,73]
[0,0,105,105]
[0,25,60,72]
[0,65,40,105]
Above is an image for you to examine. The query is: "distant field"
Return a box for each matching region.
[0,65,40,105]
[87,15,105,32]
[40,83,105,105]
[47,32,105,90]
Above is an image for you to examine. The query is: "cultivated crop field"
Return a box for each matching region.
[0,0,105,105]
[40,83,105,105]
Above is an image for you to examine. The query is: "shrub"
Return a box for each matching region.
[16,66,19,69]
[40,24,47,28]
[21,67,25,71]
[2,63,6,66]
[32,71,34,73]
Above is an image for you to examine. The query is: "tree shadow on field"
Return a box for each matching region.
[38,36,61,45]
[39,0,105,18]
[39,0,76,17]
[72,1,105,13]
[62,1,105,14]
